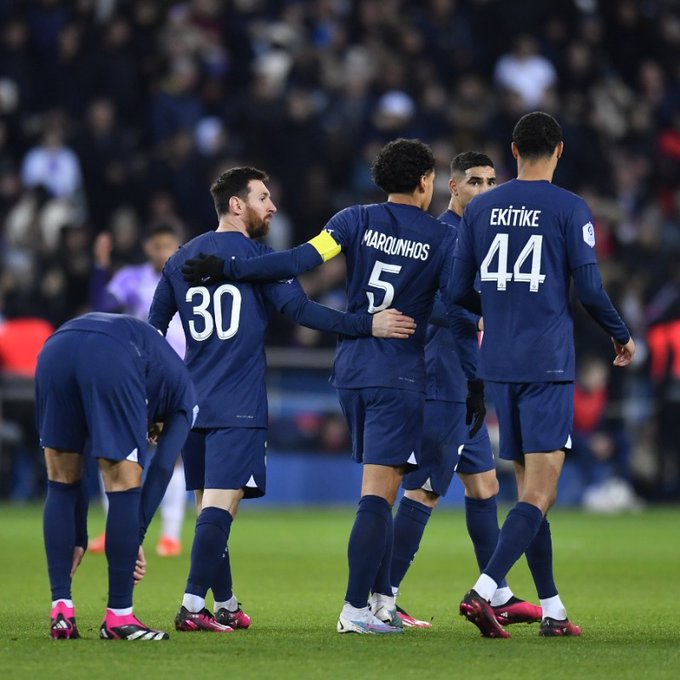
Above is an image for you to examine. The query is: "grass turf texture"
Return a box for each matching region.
[1,505,678,679]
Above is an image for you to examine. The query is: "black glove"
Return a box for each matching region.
[181,253,226,285]
[465,379,486,438]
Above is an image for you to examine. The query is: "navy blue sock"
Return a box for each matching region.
[390,497,432,590]
[345,495,391,608]
[105,488,141,609]
[211,550,233,602]
[465,496,508,589]
[74,479,89,549]
[186,507,232,599]
[483,501,544,586]
[371,506,394,596]
[43,480,79,601]
[525,517,558,599]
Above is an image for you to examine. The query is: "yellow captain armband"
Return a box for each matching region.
[307,230,342,262]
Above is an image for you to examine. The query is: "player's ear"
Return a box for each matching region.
[511,142,519,160]
[555,141,564,160]
[449,177,458,196]
[229,195,242,214]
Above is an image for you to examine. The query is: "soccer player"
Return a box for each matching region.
[449,112,635,638]
[180,140,474,635]
[90,223,187,558]
[392,152,541,629]
[37,312,197,641]
[149,166,416,634]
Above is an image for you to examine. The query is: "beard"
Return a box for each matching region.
[245,206,271,239]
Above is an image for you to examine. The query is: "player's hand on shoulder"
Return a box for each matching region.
[612,336,635,367]
[371,308,416,339]
[181,252,226,285]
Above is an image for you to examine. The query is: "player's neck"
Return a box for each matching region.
[447,200,463,217]
[388,194,426,210]
[216,216,250,238]
[516,158,556,182]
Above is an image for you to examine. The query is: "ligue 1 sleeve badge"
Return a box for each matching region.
[582,221,595,247]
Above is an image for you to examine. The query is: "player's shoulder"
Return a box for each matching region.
[164,233,208,273]
[327,203,368,227]
[539,181,586,206]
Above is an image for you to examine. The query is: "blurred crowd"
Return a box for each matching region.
[1,0,680,504]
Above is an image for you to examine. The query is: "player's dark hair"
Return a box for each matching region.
[144,223,178,240]
[371,138,435,194]
[450,151,494,177]
[210,167,268,215]
[512,111,562,159]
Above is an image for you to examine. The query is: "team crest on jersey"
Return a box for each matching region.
[582,222,595,247]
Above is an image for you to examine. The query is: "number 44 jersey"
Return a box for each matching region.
[149,231,310,429]
[452,179,599,383]
[322,203,454,392]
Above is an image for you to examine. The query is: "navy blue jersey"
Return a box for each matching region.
[324,203,454,391]
[452,179,599,383]
[425,209,476,402]
[54,312,196,423]
[149,231,372,428]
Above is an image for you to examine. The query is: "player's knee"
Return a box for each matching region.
[519,489,556,513]
[461,471,499,500]
[99,459,143,491]
[404,488,440,508]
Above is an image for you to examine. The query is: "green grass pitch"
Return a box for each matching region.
[1,504,679,679]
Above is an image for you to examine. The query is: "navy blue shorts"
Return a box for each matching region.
[182,427,267,498]
[489,381,574,461]
[35,331,148,466]
[337,387,423,470]
[403,400,494,496]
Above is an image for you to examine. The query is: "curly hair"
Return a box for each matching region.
[371,139,435,194]
[512,112,562,160]
[210,166,268,216]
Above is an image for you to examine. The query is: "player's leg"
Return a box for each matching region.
[389,399,461,627]
[514,461,581,636]
[210,429,262,630]
[458,431,541,626]
[97,457,166,640]
[458,382,529,638]
[339,462,404,634]
[72,335,169,641]
[175,486,242,632]
[389,487,437,627]
[43,449,85,639]
[156,460,186,557]
[35,335,87,639]
[174,430,233,632]
[177,427,262,632]
[338,387,421,634]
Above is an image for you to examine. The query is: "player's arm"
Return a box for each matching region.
[442,226,486,435]
[572,264,635,365]
[274,280,416,339]
[181,231,341,285]
[148,270,178,335]
[138,409,193,544]
[429,290,480,329]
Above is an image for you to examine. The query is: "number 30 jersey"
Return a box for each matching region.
[453,179,598,383]
[149,231,305,429]
[322,203,454,392]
